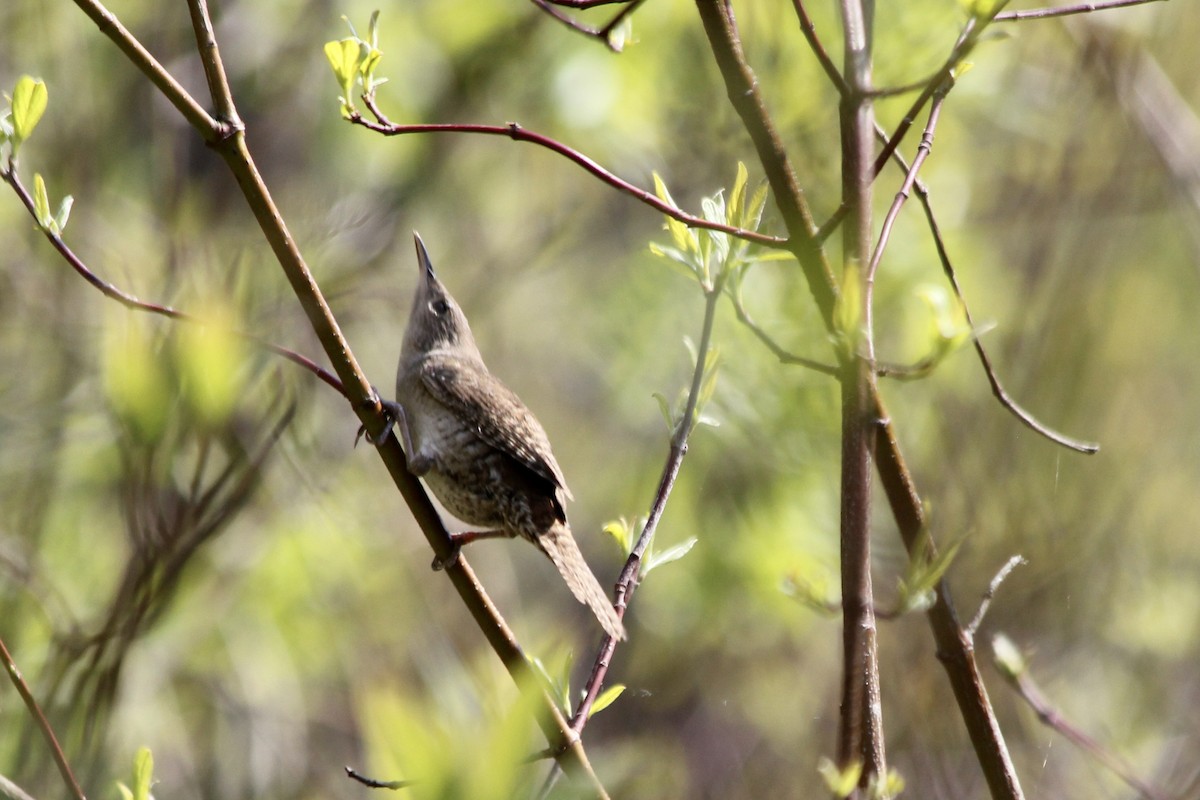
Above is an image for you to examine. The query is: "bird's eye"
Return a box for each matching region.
[430,299,450,315]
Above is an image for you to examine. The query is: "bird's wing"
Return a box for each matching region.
[418,355,573,500]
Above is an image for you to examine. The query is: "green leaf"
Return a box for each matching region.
[53,194,74,233]
[116,784,134,800]
[651,391,675,433]
[323,38,360,110]
[602,518,635,554]
[32,172,51,228]
[727,161,749,227]
[819,756,863,798]
[652,172,696,258]
[588,684,626,717]
[644,537,697,575]
[11,75,48,151]
[131,747,154,800]
[895,529,962,615]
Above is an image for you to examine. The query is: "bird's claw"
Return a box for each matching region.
[354,388,401,448]
[431,545,462,572]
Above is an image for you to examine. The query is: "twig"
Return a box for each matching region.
[995,0,1166,21]
[729,287,839,375]
[1,163,344,396]
[994,635,1171,800]
[965,556,1025,639]
[344,766,413,790]
[539,278,724,800]
[0,635,86,800]
[911,171,1100,454]
[353,98,788,250]
[530,0,646,50]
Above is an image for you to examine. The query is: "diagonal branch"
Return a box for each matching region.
[354,98,789,249]
[995,0,1166,21]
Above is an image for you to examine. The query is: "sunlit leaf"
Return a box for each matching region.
[819,756,862,798]
[11,75,48,149]
[32,172,50,228]
[588,684,626,717]
[131,747,154,800]
[644,537,697,574]
[602,518,635,554]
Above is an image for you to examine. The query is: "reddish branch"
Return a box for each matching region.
[353,97,789,250]
[0,164,345,396]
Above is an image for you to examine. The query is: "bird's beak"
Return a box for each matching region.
[413,232,437,283]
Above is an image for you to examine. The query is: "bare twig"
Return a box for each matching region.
[965,556,1025,639]
[530,0,646,49]
[344,766,414,790]
[353,98,788,250]
[1,163,344,396]
[0,636,85,800]
[995,0,1166,21]
[994,635,1171,800]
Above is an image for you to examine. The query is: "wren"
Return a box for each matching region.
[388,233,625,641]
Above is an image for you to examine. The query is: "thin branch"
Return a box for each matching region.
[70,0,218,136]
[530,0,646,50]
[730,287,839,375]
[966,556,1025,639]
[909,169,1100,454]
[995,0,1166,21]
[0,163,344,395]
[995,636,1171,800]
[867,83,949,285]
[344,766,414,790]
[353,98,788,250]
[791,0,849,95]
[0,635,86,800]
[539,279,723,800]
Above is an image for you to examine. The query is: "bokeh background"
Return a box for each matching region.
[2,0,1199,798]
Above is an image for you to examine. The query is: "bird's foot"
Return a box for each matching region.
[430,530,510,571]
[354,388,403,448]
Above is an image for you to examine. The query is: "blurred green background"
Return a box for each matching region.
[2,0,1199,798]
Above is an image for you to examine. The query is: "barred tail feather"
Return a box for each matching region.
[539,523,626,641]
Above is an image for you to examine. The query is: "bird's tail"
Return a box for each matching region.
[539,523,626,641]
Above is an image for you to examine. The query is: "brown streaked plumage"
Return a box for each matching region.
[392,233,625,641]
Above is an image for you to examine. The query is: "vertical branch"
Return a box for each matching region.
[836,0,886,790]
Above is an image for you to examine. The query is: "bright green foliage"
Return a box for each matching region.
[323,11,386,117]
[589,683,626,717]
[115,747,155,800]
[893,528,962,616]
[6,75,47,155]
[649,162,770,295]
[819,756,863,798]
[31,172,73,235]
